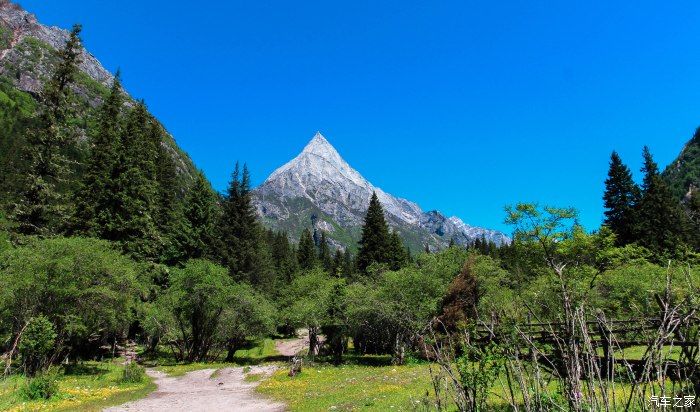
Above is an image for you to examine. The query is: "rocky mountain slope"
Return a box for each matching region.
[253,132,510,252]
[0,0,195,179]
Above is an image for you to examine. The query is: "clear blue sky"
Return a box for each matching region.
[19,0,700,234]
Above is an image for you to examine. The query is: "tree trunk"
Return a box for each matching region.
[309,326,320,358]
[392,333,405,365]
[225,338,242,363]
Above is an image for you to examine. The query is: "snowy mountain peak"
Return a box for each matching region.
[300,131,343,162]
[254,132,510,250]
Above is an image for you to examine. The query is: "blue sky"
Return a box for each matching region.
[19,0,700,234]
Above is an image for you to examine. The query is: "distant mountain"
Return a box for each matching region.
[663,127,700,201]
[253,132,510,252]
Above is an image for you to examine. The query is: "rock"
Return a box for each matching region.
[0,0,114,104]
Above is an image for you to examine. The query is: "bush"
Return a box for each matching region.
[19,315,56,376]
[20,372,59,400]
[121,362,145,383]
[0,237,142,361]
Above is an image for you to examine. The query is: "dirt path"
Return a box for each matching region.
[275,336,307,357]
[104,366,284,412]
[274,329,322,357]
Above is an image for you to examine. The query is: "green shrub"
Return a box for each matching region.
[20,372,59,400]
[19,315,56,376]
[121,362,145,383]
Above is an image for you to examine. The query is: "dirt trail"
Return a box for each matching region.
[104,366,284,412]
[274,329,321,357]
[275,336,307,357]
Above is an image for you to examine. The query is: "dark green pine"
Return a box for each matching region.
[12,25,83,236]
[72,72,124,237]
[297,228,317,270]
[387,230,409,270]
[174,171,219,261]
[318,231,333,272]
[634,146,688,255]
[111,102,161,259]
[356,191,391,273]
[220,162,274,289]
[602,151,640,245]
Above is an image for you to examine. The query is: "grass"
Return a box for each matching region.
[0,360,155,412]
[256,354,689,411]
[257,362,436,411]
[145,338,285,377]
[233,338,280,360]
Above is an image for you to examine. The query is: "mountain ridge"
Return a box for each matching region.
[253,132,510,252]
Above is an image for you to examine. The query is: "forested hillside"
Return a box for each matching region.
[663,127,700,201]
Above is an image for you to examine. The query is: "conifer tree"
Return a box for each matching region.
[72,72,123,237]
[357,192,391,273]
[332,249,344,277]
[688,190,700,249]
[603,151,640,245]
[297,228,317,270]
[635,146,688,254]
[387,230,409,270]
[153,125,179,237]
[220,162,274,288]
[342,248,355,278]
[318,231,333,272]
[13,25,83,236]
[111,102,161,259]
[173,172,219,261]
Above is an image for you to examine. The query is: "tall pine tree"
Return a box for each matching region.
[72,72,124,237]
[172,171,218,261]
[111,102,161,259]
[318,231,333,272]
[12,25,83,236]
[297,228,317,270]
[602,151,640,245]
[635,146,687,255]
[356,192,391,273]
[220,162,274,289]
[387,230,409,270]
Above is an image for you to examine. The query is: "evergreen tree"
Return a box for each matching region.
[265,230,298,284]
[173,172,218,261]
[72,73,123,237]
[387,230,409,270]
[342,248,355,279]
[153,125,179,237]
[111,102,161,259]
[297,228,317,270]
[220,162,274,288]
[318,231,333,272]
[603,151,640,245]
[331,249,344,277]
[688,190,700,249]
[635,146,688,255]
[357,192,391,273]
[12,25,83,236]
